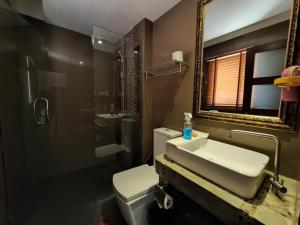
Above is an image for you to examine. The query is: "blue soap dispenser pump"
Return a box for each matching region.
[183,112,192,140]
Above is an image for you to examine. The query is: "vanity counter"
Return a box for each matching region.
[156,154,300,225]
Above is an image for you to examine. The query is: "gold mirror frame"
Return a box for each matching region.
[193,0,300,131]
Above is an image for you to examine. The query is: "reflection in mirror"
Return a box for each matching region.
[201,0,292,116]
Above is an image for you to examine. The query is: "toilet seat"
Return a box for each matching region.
[113,164,159,202]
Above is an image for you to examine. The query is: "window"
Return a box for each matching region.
[244,40,286,116]
[202,40,286,116]
[203,51,246,112]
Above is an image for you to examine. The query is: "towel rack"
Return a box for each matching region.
[144,60,189,79]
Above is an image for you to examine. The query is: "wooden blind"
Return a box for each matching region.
[204,51,246,109]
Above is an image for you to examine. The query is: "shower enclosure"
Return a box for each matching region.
[93,25,141,167]
[0,1,141,225]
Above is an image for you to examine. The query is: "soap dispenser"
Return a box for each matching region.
[183,112,192,140]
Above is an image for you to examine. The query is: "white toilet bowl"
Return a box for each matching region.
[113,164,159,225]
[112,128,181,225]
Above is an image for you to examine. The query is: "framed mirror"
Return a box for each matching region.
[193,0,300,131]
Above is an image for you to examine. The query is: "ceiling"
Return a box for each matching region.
[204,0,293,41]
[42,0,181,36]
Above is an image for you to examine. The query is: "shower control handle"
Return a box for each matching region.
[33,97,49,125]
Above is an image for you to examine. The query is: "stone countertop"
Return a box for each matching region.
[155,154,300,225]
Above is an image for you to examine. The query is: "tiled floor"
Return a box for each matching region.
[18,162,126,225]
[14,161,225,225]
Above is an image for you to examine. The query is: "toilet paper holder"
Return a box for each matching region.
[154,185,174,210]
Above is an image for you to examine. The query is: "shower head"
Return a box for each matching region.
[118,50,122,57]
[118,50,124,63]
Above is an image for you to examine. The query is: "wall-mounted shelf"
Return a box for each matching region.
[274,76,300,87]
[144,60,189,79]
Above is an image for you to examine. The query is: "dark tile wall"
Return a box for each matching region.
[128,19,153,163]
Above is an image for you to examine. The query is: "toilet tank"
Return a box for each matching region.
[153,128,181,165]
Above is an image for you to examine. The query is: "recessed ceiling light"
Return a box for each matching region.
[79,61,83,65]
[98,40,103,44]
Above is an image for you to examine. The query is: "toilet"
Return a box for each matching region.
[112,128,181,225]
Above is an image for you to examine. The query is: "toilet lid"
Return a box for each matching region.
[113,164,159,202]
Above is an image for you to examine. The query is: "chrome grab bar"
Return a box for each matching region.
[33,97,49,125]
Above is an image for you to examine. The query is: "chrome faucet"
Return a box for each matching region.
[227,129,287,195]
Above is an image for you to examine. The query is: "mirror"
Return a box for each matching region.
[194,0,300,131]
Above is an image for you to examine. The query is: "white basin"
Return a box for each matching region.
[166,136,269,199]
[96,113,128,119]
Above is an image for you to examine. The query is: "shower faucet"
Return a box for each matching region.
[227,129,287,195]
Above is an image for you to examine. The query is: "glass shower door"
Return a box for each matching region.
[0,3,98,224]
[0,2,36,224]
[1,2,141,225]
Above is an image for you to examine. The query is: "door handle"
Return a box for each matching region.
[33,97,49,125]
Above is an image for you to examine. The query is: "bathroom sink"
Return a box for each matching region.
[166,136,269,199]
[96,113,128,119]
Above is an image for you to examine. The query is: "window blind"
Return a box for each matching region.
[204,51,246,109]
